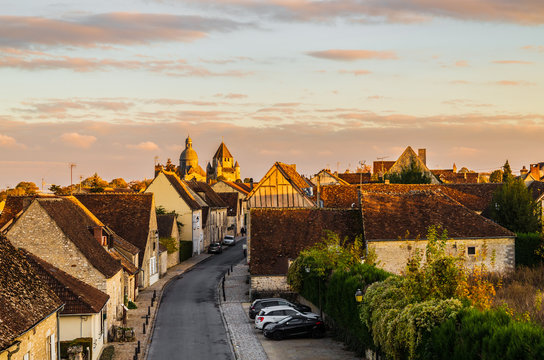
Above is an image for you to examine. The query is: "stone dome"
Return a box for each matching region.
[179,136,199,170]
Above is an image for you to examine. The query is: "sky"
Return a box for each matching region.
[0,0,543,189]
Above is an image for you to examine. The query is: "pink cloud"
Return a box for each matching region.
[59,132,97,148]
[339,69,372,75]
[0,134,25,149]
[0,13,249,48]
[455,60,469,67]
[494,80,536,86]
[126,141,159,151]
[215,93,248,99]
[306,49,397,61]
[521,45,544,52]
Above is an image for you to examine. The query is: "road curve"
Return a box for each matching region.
[148,239,245,360]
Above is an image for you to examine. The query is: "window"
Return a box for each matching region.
[467,246,476,255]
[288,319,303,325]
[23,353,29,360]
[47,334,56,360]
[149,257,157,275]
[285,309,297,315]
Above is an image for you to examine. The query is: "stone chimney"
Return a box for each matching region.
[92,226,106,246]
[418,149,427,166]
[520,166,529,176]
[530,164,540,179]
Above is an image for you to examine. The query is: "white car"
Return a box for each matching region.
[222,235,235,246]
[254,305,319,330]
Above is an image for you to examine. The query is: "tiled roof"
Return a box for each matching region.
[74,193,154,267]
[276,163,313,191]
[21,250,109,315]
[108,248,139,275]
[440,183,500,213]
[112,232,140,255]
[373,161,395,174]
[0,195,45,230]
[361,190,514,241]
[157,214,176,239]
[387,146,439,184]
[213,142,233,159]
[0,236,63,350]
[37,197,123,278]
[528,181,544,201]
[249,208,363,275]
[185,180,227,208]
[222,181,251,195]
[431,170,479,184]
[317,185,360,208]
[161,172,201,210]
[337,172,371,185]
[218,192,239,216]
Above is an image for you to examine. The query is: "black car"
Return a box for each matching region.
[207,242,223,254]
[249,298,312,319]
[263,315,326,340]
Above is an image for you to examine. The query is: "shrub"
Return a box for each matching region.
[179,241,192,262]
[517,233,543,267]
[159,237,178,254]
[99,345,115,360]
[127,301,137,309]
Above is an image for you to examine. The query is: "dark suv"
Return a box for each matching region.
[207,242,223,254]
[249,298,312,319]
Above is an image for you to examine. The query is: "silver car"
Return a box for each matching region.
[222,235,235,246]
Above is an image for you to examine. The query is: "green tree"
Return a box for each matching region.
[129,179,151,192]
[385,162,432,184]
[502,160,513,182]
[82,173,108,192]
[109,178,128,188]
[489,177,541,233]
[489,170,503,183]
[15,181,39,194]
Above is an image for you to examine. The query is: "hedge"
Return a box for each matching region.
[60,337,92,360]
[179,241,192,262]
[516,233,543,267]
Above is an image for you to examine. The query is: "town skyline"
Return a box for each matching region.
[1,0,543,187]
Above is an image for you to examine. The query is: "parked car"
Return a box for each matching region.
[263,315,326,340]
[254,305,318,330]
[222,235,235,246]
[207,242,223,254]
[249,298,312,319]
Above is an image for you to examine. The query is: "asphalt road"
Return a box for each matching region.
[148,239,246,360]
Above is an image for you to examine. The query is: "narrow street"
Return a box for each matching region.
[148,239,245,360]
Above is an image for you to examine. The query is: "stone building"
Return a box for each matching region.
[206,142,241,182]
[3,197,125,331]
[157,213,181,269]
[178,136,206,181]
[74,193,160,289]
[0,236,63,360]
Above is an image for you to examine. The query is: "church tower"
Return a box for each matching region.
[208,141,240,182]
[178,136,206,181]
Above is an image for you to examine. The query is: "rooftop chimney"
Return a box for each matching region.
[530,164,540,179]
[520,166,528,176]
[418,149,427,166]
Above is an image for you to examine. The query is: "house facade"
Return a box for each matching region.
[4,197,125,331]
[145,171,204,254]
[0,236,63,360]
[74,193,160,288]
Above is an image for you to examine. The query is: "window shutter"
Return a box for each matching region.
[50,334,56,360]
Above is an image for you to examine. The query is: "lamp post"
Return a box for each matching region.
[355,288,363,303]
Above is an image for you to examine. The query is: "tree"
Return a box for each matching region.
[129,179,151,192]
[489,170,503,183]
[385,162,432,184]
[489,177,541,233]
[82,173,108,192]
[502,160,513,182]
[15,182,39,194]
[109,178,128,188]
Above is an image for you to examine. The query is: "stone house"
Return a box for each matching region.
[74,193,159,288]
[218,192,244,236]
[361,189,515,274]
[157,213,181,269]
[521,162,544,184]
[22,251,109,360]
[310,169,349,186]
[249,208,362,296]
[185,180,228,246]
[0,236,64,360]
[385,146,440,184]
[211,180,252,230]
[3,197,125,331]
[145,171,204,254]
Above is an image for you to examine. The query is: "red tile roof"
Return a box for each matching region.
[157,214,176,239]
[337,172,371,184]
[361,190,514,241]
[185,180,227,208]
[22,250,109,315]
[74,193,155,267]
[276,163,313,191]
[37,197,123,278]
[317,185,360,208]
[249,208,363,275]
[373,161,395,174]
[440,183,500,213]
[218,192,239,216]
[0,236,63,350]
[161,171,202,210]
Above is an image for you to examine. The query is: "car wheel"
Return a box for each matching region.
[311,328,324,339]
[272,331,284,340]
[261,323,269,331]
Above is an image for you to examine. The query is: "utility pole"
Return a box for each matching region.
[377,156,388,174]
[359,161,366,186]
[41,178,46,191]
[69,163,77,186]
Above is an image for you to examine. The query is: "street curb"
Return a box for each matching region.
[142,254,213,360]
[217,271,239,360]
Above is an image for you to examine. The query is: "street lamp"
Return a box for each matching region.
[355,288,363,303]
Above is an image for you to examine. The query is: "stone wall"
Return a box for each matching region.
[250,275,291,295]
[0,311,58,360]
[370,237,515,274]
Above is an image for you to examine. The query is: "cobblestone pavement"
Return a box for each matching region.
[220,262,360,360]
[111,253,211,360]
[220,262,269,360]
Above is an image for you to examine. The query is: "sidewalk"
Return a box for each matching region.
[111,253,211,360]
[219,261,269,360]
